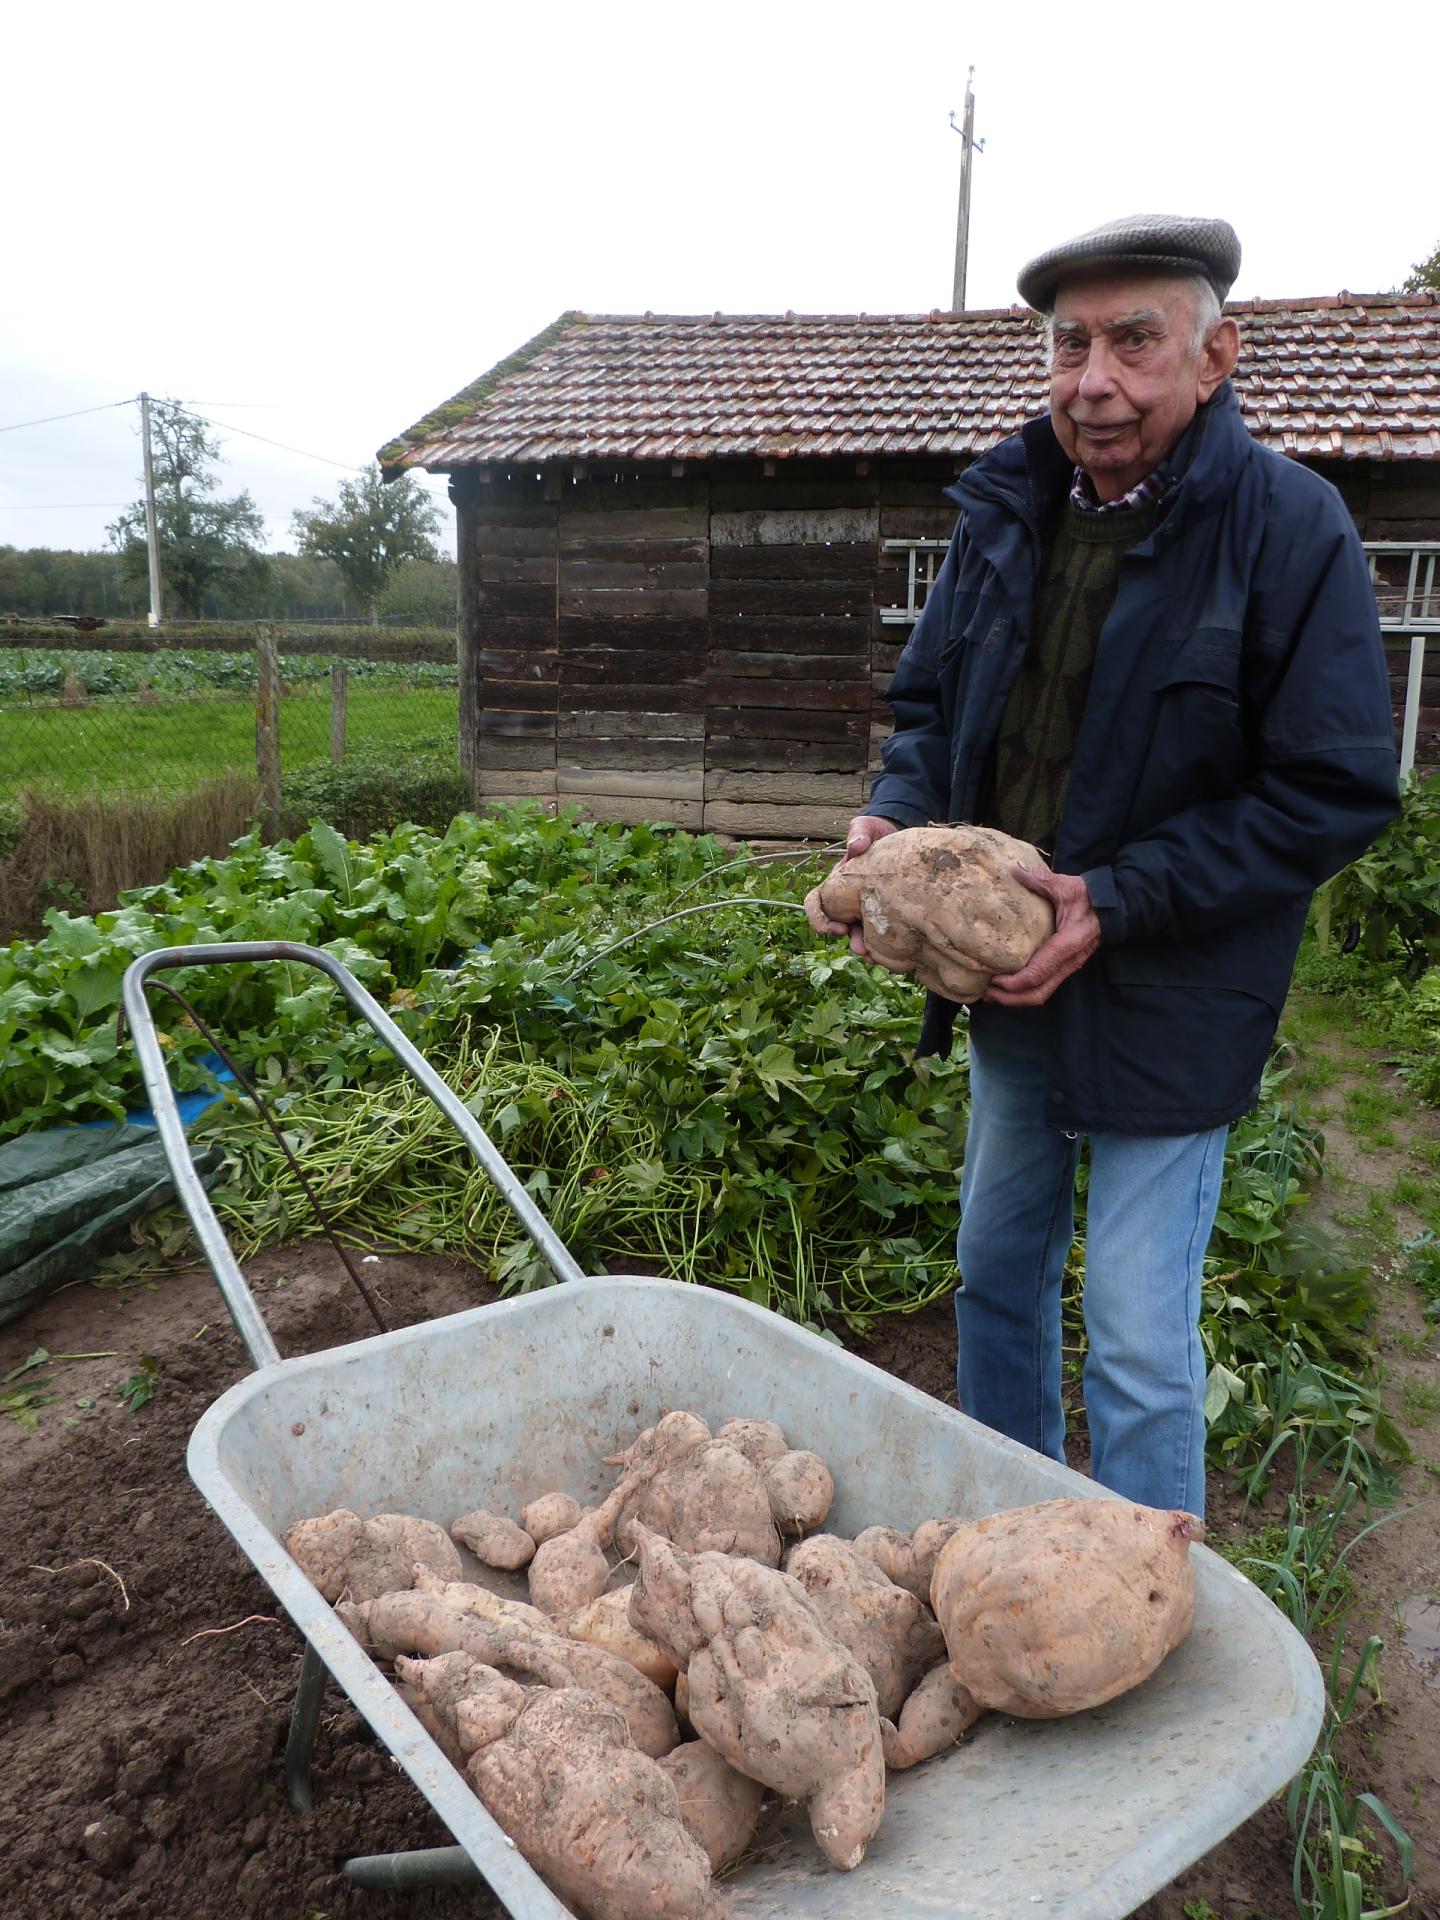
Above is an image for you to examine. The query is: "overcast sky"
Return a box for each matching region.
[4,0,1437,559]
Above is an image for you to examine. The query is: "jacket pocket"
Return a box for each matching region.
[1148,627,1241,702]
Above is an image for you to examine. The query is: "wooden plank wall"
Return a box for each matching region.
[707,470,880,840]
[459,471,558,804]
[456,460,966,838]
[558,479,709,828]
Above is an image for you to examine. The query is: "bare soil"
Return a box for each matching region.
[2,1067,1437,1920]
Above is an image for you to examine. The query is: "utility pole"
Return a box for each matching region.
[949,70,984,312]
[140,391,163,628]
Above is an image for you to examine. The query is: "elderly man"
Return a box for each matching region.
[822,215,1399,1517]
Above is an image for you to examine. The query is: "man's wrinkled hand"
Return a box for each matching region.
[809,814,902,955]
[984,865,1101,1007]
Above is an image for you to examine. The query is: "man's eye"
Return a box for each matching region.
[1123,331,1151,349]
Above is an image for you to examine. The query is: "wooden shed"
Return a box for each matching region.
[379,293,1440,837]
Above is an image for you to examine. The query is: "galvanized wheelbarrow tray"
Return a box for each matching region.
[124,940,1324,1920]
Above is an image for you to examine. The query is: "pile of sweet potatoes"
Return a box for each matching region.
[285,1415,1203,1920]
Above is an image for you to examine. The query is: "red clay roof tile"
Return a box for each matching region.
[379,296,1440,471]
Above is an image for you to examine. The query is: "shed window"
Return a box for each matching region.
[880,539,950,626]
[1366,543,1440,632]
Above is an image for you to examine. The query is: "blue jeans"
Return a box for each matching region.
[954,1009,1227,1517]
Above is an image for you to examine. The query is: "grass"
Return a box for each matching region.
[1400,1377,1440,1427]
[0,772,262,935]
[1,685,459,800]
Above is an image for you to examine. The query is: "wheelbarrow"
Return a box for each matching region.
[123,940,1325,1920]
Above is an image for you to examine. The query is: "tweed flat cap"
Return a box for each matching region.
[1017,214,1241,311]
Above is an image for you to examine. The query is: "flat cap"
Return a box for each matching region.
[1017,213,1241,311]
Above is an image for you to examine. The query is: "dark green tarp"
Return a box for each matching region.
[0,1126,222,1327]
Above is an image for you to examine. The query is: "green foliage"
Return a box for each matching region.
[279,751,468,839]
[291,465,441,618]
[0,646,457,704]
[1401,240,1440,292]
[1325,775,1440,976]
[118,1352,159,1411]
[1,1348,57,1431]
[107,401,270,619]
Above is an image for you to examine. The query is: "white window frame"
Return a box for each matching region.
[879,538,949,626]
[1364,542,1438,782]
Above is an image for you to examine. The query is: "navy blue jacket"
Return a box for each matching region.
[867,382,1400,1133]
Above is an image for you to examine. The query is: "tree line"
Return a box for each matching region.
[3,398,455,625]
[0,545,456,625]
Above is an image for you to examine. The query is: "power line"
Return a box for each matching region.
[0,398,136,435]
[171,403,364,472]
[1,500,131,510]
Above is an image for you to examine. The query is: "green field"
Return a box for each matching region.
[0,686,460,799]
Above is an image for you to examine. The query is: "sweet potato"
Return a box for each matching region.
[520,1491,582,1545]
[611,1413,781,1566]
[713,1417,834,1536]
[881,1663,982,1770]
[394,1649,526,1768]
[528,1503,617,1617]
[658,1741,764,1874]
[851,1517,963,1600]
[929,1497,1204,1719]
[762,1450,835,1537]
[528,1414,714,1617]
[338,1588,678,1756]
[396,1656,728,1920]
[564,1583,679,1691]
[283,1507,462,1603]
[629,1524,885,1872]
[804,824,1053,1003]
[784,1534,945,1719]
[470,1684,729,1920]
[411,1569,550,1632]
[450,1507,535,1571]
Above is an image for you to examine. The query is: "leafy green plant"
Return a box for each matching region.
[118,1353,159,1411]
[279,750,468,840]
[1326,774,1440,975]
[2,1348,57,1431]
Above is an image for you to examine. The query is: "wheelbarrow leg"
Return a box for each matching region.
[343,1847,484,1889]
[284,1640,329,1813]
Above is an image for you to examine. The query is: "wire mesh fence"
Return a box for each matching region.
[0,623,458,802]
[0,622,461,933]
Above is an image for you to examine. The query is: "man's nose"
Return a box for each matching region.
[1077,342,1117,399]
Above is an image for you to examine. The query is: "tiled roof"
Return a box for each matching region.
[379,293,1440,472]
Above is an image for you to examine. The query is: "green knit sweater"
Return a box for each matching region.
[986,495,1161,854]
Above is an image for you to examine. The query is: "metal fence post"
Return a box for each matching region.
[256,626,281,838]
[330,659,348,764]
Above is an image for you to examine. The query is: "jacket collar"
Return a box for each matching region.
[948,380,1248,530]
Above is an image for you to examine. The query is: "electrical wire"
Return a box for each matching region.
[0,398,137,434]
[0,500,132,510]
[170,403,364,472]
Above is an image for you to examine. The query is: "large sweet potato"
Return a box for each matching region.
[658,1741,764,1875]
[629,1524,885,1872]
[397,1656,728,1920]
[283,1508,462,1603]
[338,1587,678,1756]
[784,1534,944,1720]
[610,1412,781,1566]
[929,1497,1204,1718]
[804,824,1053,1002]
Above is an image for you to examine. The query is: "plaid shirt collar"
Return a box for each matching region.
[1070,463,1173,513]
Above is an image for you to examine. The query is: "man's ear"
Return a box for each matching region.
[1198,317,1240,400]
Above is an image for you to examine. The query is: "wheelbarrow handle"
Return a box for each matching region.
[120,941,587,1372]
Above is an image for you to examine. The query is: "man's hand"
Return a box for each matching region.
[984,866,1102,1007]
[811,814,902,957]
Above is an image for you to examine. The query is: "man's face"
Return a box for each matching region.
[1048,273,1238,500]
